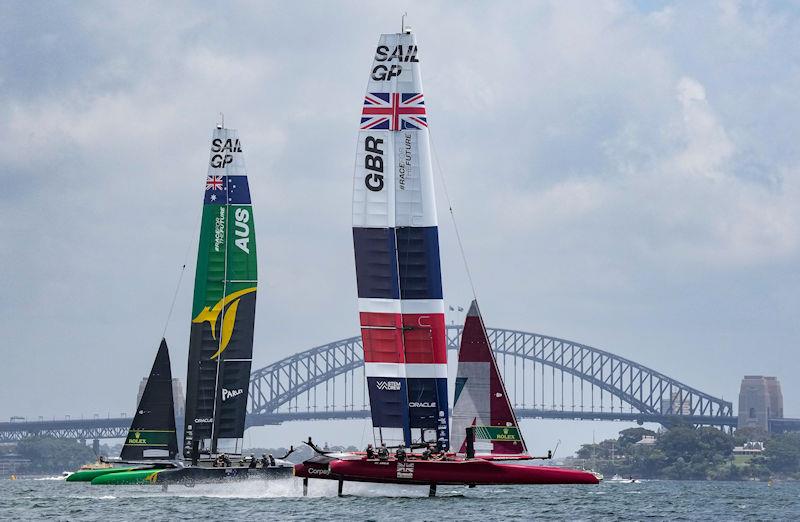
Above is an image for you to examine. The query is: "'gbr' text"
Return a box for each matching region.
[364,136,384,192]
[371,45,418,81]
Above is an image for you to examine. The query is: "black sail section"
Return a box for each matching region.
[121,339,178,461]
[184,322,218,450]
[214,291,256,439]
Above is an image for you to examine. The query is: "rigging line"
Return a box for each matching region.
[428,132,478,301]
[161,182,204,340]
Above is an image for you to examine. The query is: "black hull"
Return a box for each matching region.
[155,465,293,484]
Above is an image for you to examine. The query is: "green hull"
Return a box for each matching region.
[66,467,139,482]
[90,468,163,485]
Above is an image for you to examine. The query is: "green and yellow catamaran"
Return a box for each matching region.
[70,124,292,485]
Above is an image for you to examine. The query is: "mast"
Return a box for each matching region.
[183,126,257,458]
[352,29,449,449]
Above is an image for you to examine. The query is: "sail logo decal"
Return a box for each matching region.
[192,287,257,360]
[214,207,225,251]
[194,418,213,423]
[363,136,385,192]
[375,380,401,391]
[361,93,427,131]
[234,208,251,254]
[372,45,418,81]
[222,388,244,402]
[396,462,414,479]
[206,176,224,190]
[127,431,147,445]
[409,401,436,408]
[308,467,331,476]
[475,425,521,442]
[210,138,242,169]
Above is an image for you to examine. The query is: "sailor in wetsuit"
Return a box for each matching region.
[268,454,276,467]
[365,444,375,459]
[249,455,257,468]
[421,447,431,460]
[260,454,269,467]
[395,444,407,462]
[377,443,389,461]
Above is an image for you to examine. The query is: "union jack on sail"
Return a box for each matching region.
[205,175,224,190]
[360,92,427,130]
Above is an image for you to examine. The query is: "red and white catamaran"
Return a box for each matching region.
[295,27,600,495]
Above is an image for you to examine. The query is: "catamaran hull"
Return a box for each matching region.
[91,465,293,485]
[295,458,599,486]
[65,467,141,482]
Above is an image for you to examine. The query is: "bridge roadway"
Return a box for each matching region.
[1,325,741,442]
[0,410,739,443]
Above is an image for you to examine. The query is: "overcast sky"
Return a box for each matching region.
[2,1,799,453]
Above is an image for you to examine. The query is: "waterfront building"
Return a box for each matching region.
[635,435,657,445]
[732,441,764,456]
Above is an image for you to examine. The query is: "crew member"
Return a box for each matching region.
[249,455,257,469]
[395,444,406,462]
[365,444,375,459]
[260,454,269,467]
[377,443,389,461]
[268,454,276,467]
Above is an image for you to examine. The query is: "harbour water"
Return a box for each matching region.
[2,476,797,520]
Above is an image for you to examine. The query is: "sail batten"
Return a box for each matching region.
[353,31,449,450]
[183,127,257,457]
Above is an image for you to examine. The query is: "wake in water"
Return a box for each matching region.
[75,478,468,499]
[33,475,70,481]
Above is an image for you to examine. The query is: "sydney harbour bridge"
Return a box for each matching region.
[0,326,736,443]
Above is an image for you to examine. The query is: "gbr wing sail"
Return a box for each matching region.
[183,127,257,456]
[352,30,449,449]
[451,300,529,456]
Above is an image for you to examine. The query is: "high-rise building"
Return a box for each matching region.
[660,391,692,415]
[137,377,185,417]
[738,376,783,432]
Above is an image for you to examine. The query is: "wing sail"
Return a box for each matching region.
[183,128,257,456]
[121,339,178,461]
[451,301,528,456]
[353,31,448,449]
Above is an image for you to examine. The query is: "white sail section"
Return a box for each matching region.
[352,32,437,230]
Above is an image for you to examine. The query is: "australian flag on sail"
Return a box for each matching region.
[204,175,251,205]
[361,92,428,131]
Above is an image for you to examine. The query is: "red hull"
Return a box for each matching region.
[295,456,599,486]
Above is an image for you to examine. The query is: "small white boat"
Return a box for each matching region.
[608,474,640,483]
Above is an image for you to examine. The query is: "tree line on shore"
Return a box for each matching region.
[570,425,800,480]
[5,428,799,480]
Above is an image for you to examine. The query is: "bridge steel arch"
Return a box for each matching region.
[248,326,733,428]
